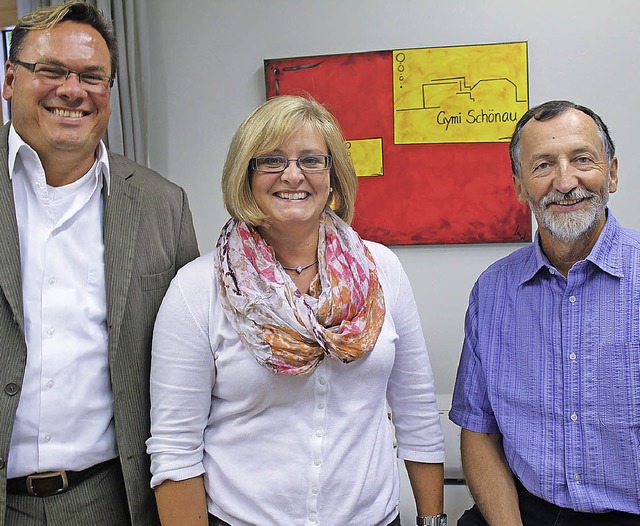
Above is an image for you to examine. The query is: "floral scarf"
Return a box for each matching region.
[214,209,385,375]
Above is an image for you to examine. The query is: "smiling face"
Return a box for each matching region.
[250,126,331,233]
[3,21,112,167]
[513,108,618,243]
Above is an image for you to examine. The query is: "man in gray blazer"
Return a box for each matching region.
[0,3,199,525]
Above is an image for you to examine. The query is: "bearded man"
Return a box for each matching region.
[450,100,640,526]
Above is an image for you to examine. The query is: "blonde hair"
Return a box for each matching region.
[222,95,357,226]
[10,2,118,80]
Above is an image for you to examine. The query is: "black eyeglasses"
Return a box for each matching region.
[13,60,114,93]
[251,154,332,173]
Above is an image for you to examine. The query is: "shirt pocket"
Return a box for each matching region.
[597,340,640,426]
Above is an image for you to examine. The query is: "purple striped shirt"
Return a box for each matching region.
[450,211,640,514]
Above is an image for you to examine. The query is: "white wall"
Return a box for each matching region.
[144,0,640,519]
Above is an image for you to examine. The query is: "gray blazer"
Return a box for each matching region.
[0,123,199,525]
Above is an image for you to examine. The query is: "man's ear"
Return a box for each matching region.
[608,157,619,194]
[513,175,528,205]
[3,61,16,102]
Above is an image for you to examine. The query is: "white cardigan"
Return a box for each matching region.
[147,241,444,526]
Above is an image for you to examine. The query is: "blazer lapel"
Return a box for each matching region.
[0,124,24,331]
[103,153,143,359]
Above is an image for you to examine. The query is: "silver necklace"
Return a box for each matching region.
[281,259,319,274]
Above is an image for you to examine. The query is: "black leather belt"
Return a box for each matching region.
[6,458,117,497]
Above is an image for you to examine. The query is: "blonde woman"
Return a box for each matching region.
[147,96,445,526]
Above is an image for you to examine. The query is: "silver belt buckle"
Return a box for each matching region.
[26,471,69,496]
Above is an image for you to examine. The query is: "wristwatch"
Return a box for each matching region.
[416,514,447,526]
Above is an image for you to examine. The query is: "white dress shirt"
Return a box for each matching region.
[148,241,445,526]
[7,125,117,478]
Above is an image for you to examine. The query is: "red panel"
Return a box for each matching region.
[264,50,531,245]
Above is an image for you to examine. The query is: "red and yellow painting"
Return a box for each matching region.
[264,42,531,245]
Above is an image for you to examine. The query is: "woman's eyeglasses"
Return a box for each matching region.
[251,154,332,173]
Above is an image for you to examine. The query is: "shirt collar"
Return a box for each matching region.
[517,231,550,285]
[585,210,623,277]
[7,123,111,195]
[519,209,623,285]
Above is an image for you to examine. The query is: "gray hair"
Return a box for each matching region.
[509,100,615,179]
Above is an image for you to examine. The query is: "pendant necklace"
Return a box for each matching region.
[281,260,319,274]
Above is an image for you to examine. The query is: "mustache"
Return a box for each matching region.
[540,187,598,208]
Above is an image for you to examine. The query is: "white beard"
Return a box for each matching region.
[526,177,610,242]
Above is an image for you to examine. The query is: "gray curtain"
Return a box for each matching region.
[16,0,150,166]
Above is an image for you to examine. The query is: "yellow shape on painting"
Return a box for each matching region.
[393,42,529,144]
[346,138,383,177]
